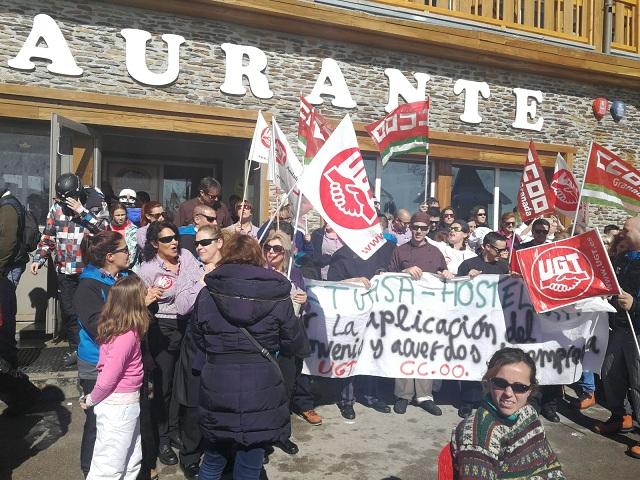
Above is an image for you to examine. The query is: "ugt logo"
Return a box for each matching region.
[319,147,378,230]
[260,127,271,149]
[531,246,593,300]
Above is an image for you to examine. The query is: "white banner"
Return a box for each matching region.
[302,273,613,385]
[248,110,270,164]
[269,118,304,212]
[298,115,384,260]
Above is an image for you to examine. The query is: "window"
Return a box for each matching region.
[0,120,50,225]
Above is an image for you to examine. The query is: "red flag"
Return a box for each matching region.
[298,96,332,164]
[517,141,555,222]
[516,230,620,313]
[365,100,429,166]
[549,153,580,217]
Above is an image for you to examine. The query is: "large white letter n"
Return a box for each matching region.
[8,14,82,76]
[120,29,185,86]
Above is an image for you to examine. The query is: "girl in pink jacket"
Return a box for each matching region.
[80,275,150,480]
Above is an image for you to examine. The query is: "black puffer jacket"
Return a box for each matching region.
[191,263,306,446]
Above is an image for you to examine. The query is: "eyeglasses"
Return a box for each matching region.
[476,212,487,217]
[489,377,532,394]
[157,234,177,244]
[263,244,284,253]
[194,238,219,247]
[411,225,430,232]
[148,212,165,220]
[449,226,462,232]
[489,244,509,255]
[533,229,549,234]
[110,246,129,255]
[196,214,217,223]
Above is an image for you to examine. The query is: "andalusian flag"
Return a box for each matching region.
[365,100,429,166]
[298,96,332,164]
[581,142,640,213]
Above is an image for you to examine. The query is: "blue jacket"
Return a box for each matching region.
[192,264,307,446]
[73,264,125,364]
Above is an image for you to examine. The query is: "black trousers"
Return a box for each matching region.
[278,354,315,412]
[460,381,484,408]
[57,273,80,349]
[0,277,17,366]
[147,317,184,447]
[140,376,158,477]
[79,379,97,477]
[179,404,202,466]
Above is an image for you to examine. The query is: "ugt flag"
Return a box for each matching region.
[550,153,580,217]
[298,115,385,260]
[298,96,332,164]
[516,229,619,313]
[247,110,270,164]
[581,142,640,214]
[268,118,304,212]
[365,100,429,166]
[517,141,555,222]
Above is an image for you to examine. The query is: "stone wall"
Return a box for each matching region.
[0,0,638,230]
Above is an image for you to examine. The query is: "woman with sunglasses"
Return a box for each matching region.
[171,224,224,479]
[470,205,489,228]
[191,234,306,480]
[74,231,163,479]
[138,221,205,467]
[109,202,139,270]
[136,201,166,250]
[263,231,319,440]
[445,220,476,275]
[452,347,565,479]
[439,206,456,229]
[225,200,259,238]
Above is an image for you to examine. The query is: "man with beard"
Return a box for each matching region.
[174,177,230,228]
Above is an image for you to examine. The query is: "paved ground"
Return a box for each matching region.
[1,382,639,480]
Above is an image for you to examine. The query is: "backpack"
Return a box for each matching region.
[0,195,41,259]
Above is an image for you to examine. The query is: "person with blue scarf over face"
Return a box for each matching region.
[73,231,163,478]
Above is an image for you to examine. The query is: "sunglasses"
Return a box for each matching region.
[489,377,532,394]
[411,225,430,232]
[157,234,177,244]
[533,229,549,234]
[263,244,284,253]
[237,205,252,211]
[194,237,219,247]
[476,212,487,217]
[110,246,129,255]
[443,213,454,218]
[504,221,516,226]
[449,226,462,232]
[197,214,217,223]
[148,212,165,219]
[202,191,220,201]
[489,244,509,255]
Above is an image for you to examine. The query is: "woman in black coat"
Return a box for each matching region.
[191,234,307,480]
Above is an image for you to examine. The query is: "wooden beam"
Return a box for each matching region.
[103,0,640,88]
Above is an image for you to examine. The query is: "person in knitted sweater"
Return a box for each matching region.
[452,348,565,480]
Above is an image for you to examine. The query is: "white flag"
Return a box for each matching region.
[269,118,304,213]
[248,110,270,164]
[550,153,580,217]
[297,115,385,260]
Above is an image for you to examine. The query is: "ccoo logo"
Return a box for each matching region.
[319,147,378,230]
[260,127,271,149]
[531,246,593,300]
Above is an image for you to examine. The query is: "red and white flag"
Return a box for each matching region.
[268,118,304,212]
[298,115,385,260]
[549,153,580,217]
[517,141,555,222]
[365,100,429,166]
[248,110,270,164]
[516,230,620,313]
[298,96,332,165]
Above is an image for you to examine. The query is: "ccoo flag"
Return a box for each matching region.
[298,96,333,164]
[516,229,619,313]
[248,110,270,164]
[268,118,304,211]
[365,100,429,166]
[581,142,640,214]
[298,115,385,260]
[550,153,580,217]
[517,141,555,222]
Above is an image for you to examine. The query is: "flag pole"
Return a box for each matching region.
[423,104,430,204]
[570,141,593,237]
[287,191,304,279]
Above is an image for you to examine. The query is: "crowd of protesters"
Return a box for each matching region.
[1,175,639,480]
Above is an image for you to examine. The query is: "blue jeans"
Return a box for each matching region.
[6,264,25,289]
[574,371,595,395]
[199,443,265,480]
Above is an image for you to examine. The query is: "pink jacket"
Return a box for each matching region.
[89,330,143,405]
